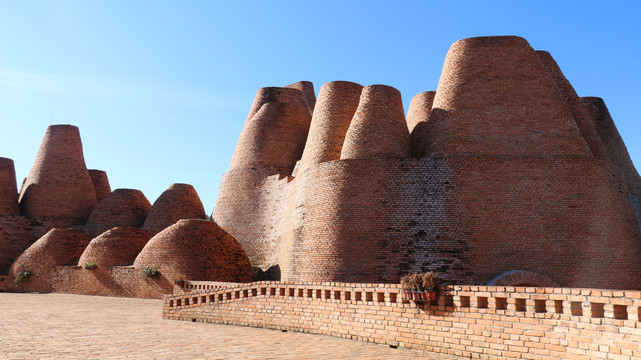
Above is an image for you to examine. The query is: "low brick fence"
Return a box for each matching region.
[163,281,641,359]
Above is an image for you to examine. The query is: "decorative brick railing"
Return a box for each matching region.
[163,281,641,359]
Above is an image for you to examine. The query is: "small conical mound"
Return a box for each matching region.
[18,125,97,223]
[84,189,151,238]
[407,91,436,158]
[296,81,363,171]
[286,81,317,115]
[143,183,206,235]
[341,85,410,159]
[79,227,153,268]
[229,87,312,174]
[134,219,252,283]
[425,36,591,157]
[10,228,90,291]
[88,169,111,202]
[0,157,19,215]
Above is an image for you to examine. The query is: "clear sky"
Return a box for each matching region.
[0,1,639,213]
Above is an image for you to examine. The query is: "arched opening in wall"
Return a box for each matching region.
[487,270,559,287]
[253,265,281,281]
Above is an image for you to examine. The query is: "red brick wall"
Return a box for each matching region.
[18,125,97,224]
[164,281,641,360]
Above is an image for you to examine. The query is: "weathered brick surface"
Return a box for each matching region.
[0,216,32,274]
[18,125,97,224]
[583,96,641,229]
[134,219,252,285]
[406,91,435,158]
[84,188,151,238]
[285,80,317,115]
[228,87,311,175]
[78,227,152,268]
[0,157,19,216]
[214,36,641,289]
[88,169,111,202]
[341,84,410,160]
[164,281,641,360]
[426,36,591,157]
[293,81,363,175]
[142,183,206,235]
[10,228,90,292]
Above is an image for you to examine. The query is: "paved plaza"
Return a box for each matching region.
[0,293,458,359]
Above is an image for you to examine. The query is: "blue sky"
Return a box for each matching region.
[0,1,639,212]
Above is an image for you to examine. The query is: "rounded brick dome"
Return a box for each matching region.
[79,227,152,268]
[143,183,206,235]
[134,219,252,283]
[85,189,151,238]
[10,228,90,291]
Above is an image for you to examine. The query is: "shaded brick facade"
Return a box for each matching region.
[214,35,641,289]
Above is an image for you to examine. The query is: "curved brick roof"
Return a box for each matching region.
[426,36,592,157]
[407,91,435,158]
[134,219,252,283]
[88,169,111,202]
[84,189,151,238]
[79,227,153,268]
[18,125,97,224]
[295,81,363,173]
[142,183,206,235]
[229,87,311,174]
[341,84,410,160]
[10,228,90,291]
[0,157,19,216]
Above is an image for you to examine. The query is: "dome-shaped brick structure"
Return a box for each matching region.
[228,87,311,175]
[341,84,410,160]
[88,169,111,202]
[18,125,97,224]
[78,227,152,268]
[84,189,151,238]
[10,228,90,292]
[134,219,252,283]
[295,81,363,173]
[406,91,435,158]
[0,157,19,216]
[425,36,591,157]
[142,183,206,235]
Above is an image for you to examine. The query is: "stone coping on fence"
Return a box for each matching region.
[163,281,641,359]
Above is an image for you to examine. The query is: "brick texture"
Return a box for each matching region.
[214,36,641,289]
[142,183,206,235]
[88,169,111,202]
[78,227,152,268]
[0,157,19,216]
[84,188,151,238]
[18,125,97,224]
[10,228,90,292]
[164,281,641,360]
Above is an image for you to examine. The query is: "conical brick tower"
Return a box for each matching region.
[341,84,410,160]
[406,91,435,158]
[18,125,97,224]
[143,183,206,235]
[88,169,111,202]
[0,157,19,215]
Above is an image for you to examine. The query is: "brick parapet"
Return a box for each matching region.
[163,281,641,359]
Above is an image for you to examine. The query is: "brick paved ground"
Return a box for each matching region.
[0,293,459,359]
